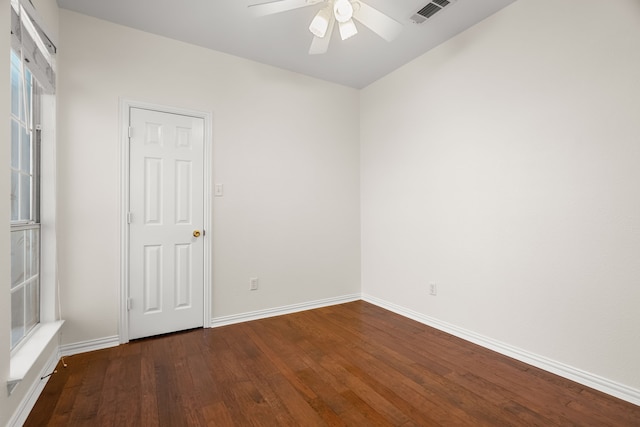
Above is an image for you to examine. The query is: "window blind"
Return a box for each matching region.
[10,0,56,94]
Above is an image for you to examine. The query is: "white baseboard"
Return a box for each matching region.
[59,295,361,357]
[8,349,59,427]
[362,293,640,407]
[211,294,362,327]
[59,335,120,357]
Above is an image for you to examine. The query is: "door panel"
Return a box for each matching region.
[144,157,163,224]
[143,245,162,313]
[129,108,204,340]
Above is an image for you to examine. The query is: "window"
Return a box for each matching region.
[10,49,42,350]
[7,1,58,395]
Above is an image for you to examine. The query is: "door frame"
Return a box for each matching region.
[119,99,212,344]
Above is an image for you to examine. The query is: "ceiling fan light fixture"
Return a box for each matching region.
[309,6,332,38]
[333,0,353,23]
[338,18,358,40]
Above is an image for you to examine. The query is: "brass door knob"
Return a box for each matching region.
[193,230,201,238]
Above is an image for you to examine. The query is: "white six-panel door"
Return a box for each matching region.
[128,107,205,340]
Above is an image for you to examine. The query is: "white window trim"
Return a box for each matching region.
[8,93,59,395]
[7,0,61,396]
[8,320,64,395]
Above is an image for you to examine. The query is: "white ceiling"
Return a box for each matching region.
[55,0,517,89]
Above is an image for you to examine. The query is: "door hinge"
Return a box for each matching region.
[127,212,133,224]
[127,298,133,311]
[128,126,133,138]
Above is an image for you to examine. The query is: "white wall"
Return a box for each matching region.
[56,10,361,345]
[361,0,640,392]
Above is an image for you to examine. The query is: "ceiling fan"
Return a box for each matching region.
[249,0,403,55]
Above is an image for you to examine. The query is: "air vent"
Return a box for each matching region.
[410,0,456,24]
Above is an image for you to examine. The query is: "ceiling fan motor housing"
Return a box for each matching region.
[334,0,354,22]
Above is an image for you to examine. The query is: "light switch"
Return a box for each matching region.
[214,183,224,197]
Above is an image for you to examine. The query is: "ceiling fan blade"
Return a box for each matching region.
[309,14,335,55]
[249,0,323,17]
[309,35,330,55]
[352,1,403,42]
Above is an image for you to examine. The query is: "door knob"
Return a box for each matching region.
[193,230,201,238]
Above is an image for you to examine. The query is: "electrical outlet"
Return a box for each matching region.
[429,282,437,296]
[249,277,259,291]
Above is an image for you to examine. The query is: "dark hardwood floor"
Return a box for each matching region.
[26,301,640,426]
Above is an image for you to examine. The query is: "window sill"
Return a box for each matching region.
[8,320,64,395]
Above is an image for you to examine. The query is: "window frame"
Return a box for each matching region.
[10,48,43,353]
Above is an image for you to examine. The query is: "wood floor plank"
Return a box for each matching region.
[228,325,320,426]
[21,360,68,427]
[24,301,640,426]
[301,309,498,425]
[139,350,160,427]
[154,337,191,427]
[575,387,640,426]
[246,328,336,426]
[324,305,585,424]
[201,401,234,426]
[66,353,111,425]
